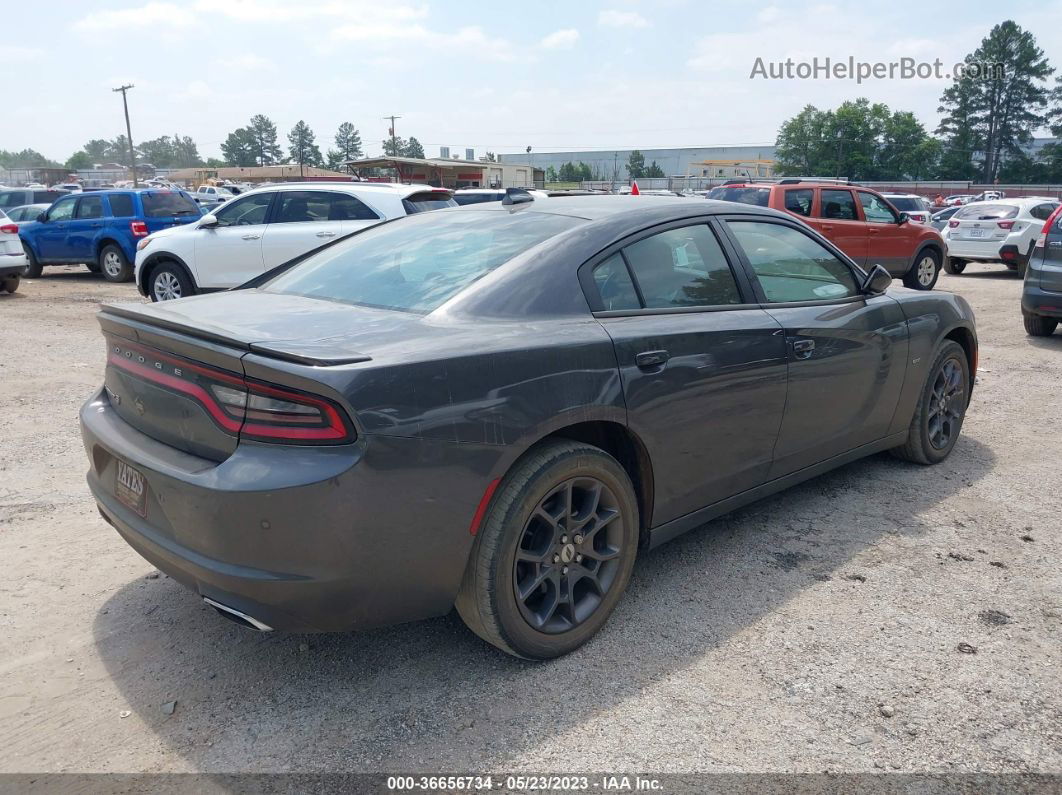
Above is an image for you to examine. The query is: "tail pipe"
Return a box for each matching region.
[203,596,274,632]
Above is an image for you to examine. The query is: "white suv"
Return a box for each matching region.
[135,182,456,301]
[942,197,1060,276]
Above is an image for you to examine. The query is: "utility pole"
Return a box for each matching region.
[382,115,401,156]
[613,151,619,189]
[112,84,138,187]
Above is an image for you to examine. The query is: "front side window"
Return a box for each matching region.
[212,193,273,227]
[819,189,858,221]
[621,225,742,309]
[75,196,104,219]
[859,192,899,223]
[783,189,813,217]
[592,253,640,311]
[48,197,77,222]
[727,221,860,303]
[265,210,581,313]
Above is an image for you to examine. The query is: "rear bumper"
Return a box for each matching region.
[944,239,1007,260]
[1022,284,1062,318]
[80,388,489,633]
[0,251,27,277]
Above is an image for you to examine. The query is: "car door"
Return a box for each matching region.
[35,195,79,260]
[259,191,369,269]
[857,191,912,276]
[582,219,789,526]
[191,192,274,288]
[721,217,909,478]
[810,188,868,266]
[67,194,106,261]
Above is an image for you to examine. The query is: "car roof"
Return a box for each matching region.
[456,194,778,221]
[882,193,924,198]
[237,181,446,198]
[454,188,505,194]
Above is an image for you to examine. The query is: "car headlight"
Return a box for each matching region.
[136,237,153,251]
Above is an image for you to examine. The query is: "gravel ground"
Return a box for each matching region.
[0,263,1059,776]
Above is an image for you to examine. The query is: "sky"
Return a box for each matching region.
[4,0,1062,163]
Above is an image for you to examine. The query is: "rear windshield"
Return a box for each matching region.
[402,192,458,214]
[264,210,582,313]
[706,186,771,207]
[887,197,924,211]
[142,191,200,217]
[954,203,1019,220]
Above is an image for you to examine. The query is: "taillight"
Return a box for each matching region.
[130,220,149,237]
[107,340,355,444]
[911,214,925,222]
[997,220,1014,230]
[1036,205,1062,247]
[948,220,960,228]
[0,223,18,234]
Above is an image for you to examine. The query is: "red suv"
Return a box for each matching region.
[707,180,946,290]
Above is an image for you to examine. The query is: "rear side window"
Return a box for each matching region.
[330,193,379,220]
[819,189,858,221]
[592,254,640,311]
[1029,203,1058,221]
[402,192,458,214]
[706,186,771,206]
[75,195,104,219]
[265,210,581,313]
[34,190,63,204]
[621,225,742,309]
[782,189,813,217]
[954,203,1019,220]
[108,194,135,217]
[142,191,200,217]
[727,221,860,303]
[0,191,25,209]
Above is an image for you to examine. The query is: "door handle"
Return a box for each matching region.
[90,222,103,228]
[868,228,879,235]
[791,339,815,359]
[316,231,337,238]
[820,224,833,232]
[241,234,261,240]
[1049,241,1062,248]
[635,350,670,369]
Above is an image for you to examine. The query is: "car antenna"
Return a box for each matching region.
[502,187,534,205]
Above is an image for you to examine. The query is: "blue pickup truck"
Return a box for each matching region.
[20,189,201,282]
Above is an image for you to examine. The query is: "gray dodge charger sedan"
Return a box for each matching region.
[81,194,977,659]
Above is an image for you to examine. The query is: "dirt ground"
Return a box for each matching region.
[0,263,1059,776]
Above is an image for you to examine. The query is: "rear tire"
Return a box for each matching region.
[903,249,940,290]
[149,262,196,302]
[1023,311,1058,337]
[891,340,969,465]
[99,244,133,282]
[456,440,639,659]
[943,258,966,275]
[86,262,101,273]
[23,244,42,278]
[2,275,18,293]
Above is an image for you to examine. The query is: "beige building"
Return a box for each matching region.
[166,164,352,187]
[343,156,541,189]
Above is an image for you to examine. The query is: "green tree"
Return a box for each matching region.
[404,137,425,158]
[644,161,665,178]
[626,150,645,179]
[382,136,408,156]
[0,149,59,168]
[248,114,283,165]
[939,21,1053,182]
[878,111,940,179]
[546,165,558,182]
[483,151,497,162]
[774,105,830,175]
[171,135,202,168]
[82,139,112,163]
[936,77,981,180]
[221,128,257,167]
[203,157,227,168]
[287,120,323,169]
[65,151,94,170]
[137,136,176,167]
[326,122,363,170]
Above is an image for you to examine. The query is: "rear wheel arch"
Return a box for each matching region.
[95,237,123,260]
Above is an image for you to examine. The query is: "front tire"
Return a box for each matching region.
[149,262,195,302]
[2,275,19,293]
[891,340,969,465]
[903,249,941,290]
[456,440,639,659]
[943,257,966,275]
[99,244,133,282]
[23,244,42,278]
[1023,311,1058,337]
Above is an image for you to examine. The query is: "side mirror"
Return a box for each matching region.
[897,212,909,225]
[862,264,892,296]
[36,212,47,223]
[199,214,219,228]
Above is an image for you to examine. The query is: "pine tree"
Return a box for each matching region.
[287,120,323,170]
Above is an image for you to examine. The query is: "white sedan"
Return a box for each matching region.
[134,182,457,301]
[0,209,28,293]
[942,197,1060,276]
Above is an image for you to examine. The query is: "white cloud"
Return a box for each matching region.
[757,6,781,23]
[215,53,276,71]
[193,0,428,24]
[598,9,649,28]
[0,45,45,59]
[540,29,580,50]
[331,23,518,61]
[73,2,195,30]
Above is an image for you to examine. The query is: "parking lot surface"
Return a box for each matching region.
[0,264,1059,774]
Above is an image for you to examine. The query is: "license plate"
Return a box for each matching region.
[969,228,985,238]
[115,459,147,517]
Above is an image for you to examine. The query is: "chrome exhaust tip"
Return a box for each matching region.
[203,596,274,632]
